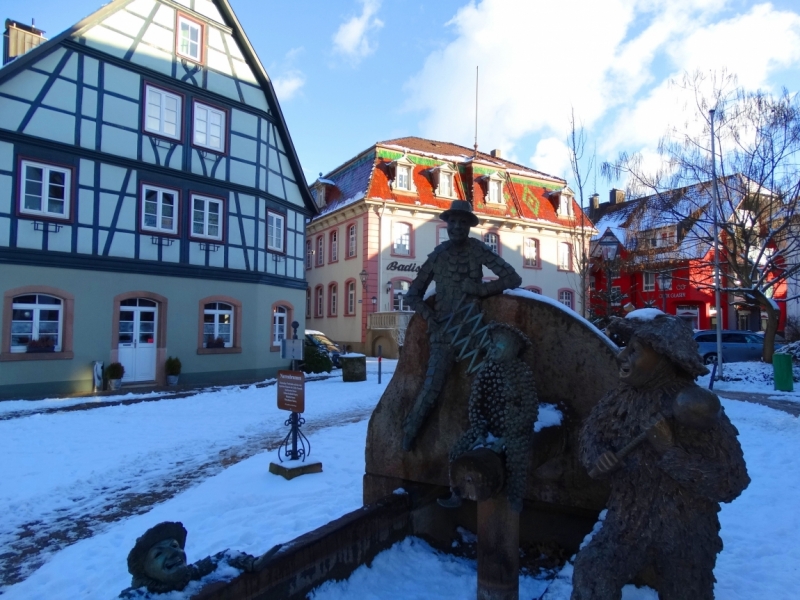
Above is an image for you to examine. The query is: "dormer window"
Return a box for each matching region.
[558,193,573,216]
[391,155,416,192]
[483,172,505,204]
[433,163,457,198]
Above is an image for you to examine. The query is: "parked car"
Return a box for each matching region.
[305,330,342,368]
[694,330,785,364]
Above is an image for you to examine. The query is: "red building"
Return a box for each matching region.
[588,185,788,333]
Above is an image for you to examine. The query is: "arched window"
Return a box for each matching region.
[558,289,574,309]
[437,226,448,246]
[316,235,324,266]
[305,240,312,270]
[10,294,63,352]
[203,302,233,348]
[523,238,540,268]
[273,306,287,345]
[347,223,357,258]
[330,230,338,262]
[392,222,412,256]
[484,232,500,254]
[525,286,542,294]
[392,279,412,311]
[306,289,312,318]
[346,279,357,315]
[558,241,572,270]
[329,283,338,316]
[315,286,324,317]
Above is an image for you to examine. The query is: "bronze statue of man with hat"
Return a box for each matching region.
[402,200,521,451]
[571,312,749,600]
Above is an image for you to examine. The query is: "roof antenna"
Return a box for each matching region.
[473,66,479,158]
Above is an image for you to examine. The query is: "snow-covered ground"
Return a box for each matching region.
[1,359,799,599]
[696,361,800,402]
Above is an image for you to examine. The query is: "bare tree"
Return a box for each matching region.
[604,71,800,362]
[566,107,596,317]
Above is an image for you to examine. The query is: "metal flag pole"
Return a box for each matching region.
[710,109,724,379]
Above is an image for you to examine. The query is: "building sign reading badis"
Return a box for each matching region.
[386,261,421,272]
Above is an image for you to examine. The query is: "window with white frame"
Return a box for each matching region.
[267,211,284,252]
[306,289,311,317]
[191,195,222,240]
[484,232,499,254]
[589,277,595,291]
[558,241,572,270]
[19,161,71,219]
[11,294,62,352]
[316,235,324,265]
[315,287,323,317]
[558,289,574,309]
[611,286,622,306]
[145,85,181,140]
[486,176,504,204]
[272,306,287,345]
[306,240,312,270]
[437,227,448,246]
[347,281,356,314]
[348,224,357,257]
[558,193,573,217]
[193,102,225,151]
[392,280,411,311]
[393,222,411,255]
[330,230,338,262]
[658,273,672,290]
[329,284,337,316]
[438,170,454,198]
[141,185,178,234]
[395,164,412,191]
[523,238,539,267]
[644,272,656,292]
[526,286,542,294]
[203,302,232,347]
[177,14,202,62]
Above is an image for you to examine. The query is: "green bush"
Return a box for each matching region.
[105,362,125,379]
[165,356,182,376]
[301,345,332,374]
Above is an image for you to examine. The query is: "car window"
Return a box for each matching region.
[695,334,715,343]
[745,334,764,344]
[722,333,747,344]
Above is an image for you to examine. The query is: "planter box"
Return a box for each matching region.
[26,346,55,353]
[166,375,180,386]
[340,354,367,382]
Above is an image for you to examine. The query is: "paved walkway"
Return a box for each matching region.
[716,390,800,417]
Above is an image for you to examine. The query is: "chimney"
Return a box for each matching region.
[590,193,600,210]
[490,149,501,158]
[610,188,625,205]
[3,19,46,66]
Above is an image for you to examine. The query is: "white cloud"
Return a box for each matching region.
[530,137,571,180]
[403,0,800,183]
[272,71,305,101]
[332,0,384,63]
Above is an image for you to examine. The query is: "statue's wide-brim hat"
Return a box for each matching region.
[439,200,479,227]
[606,313,709,378]
[127,521,187,577]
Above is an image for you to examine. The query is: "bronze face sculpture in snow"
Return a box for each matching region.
[402,200,522,451]
[120,521,281,597]
[441,322,538,512]
[571,314,750,600]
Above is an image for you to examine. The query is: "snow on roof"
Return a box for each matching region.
[317,178,337,186]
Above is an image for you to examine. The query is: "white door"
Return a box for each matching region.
[118,299,158,383]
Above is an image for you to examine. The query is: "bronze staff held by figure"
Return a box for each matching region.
[402,200,521,451]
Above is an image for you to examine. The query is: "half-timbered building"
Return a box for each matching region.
[0,0,315,397]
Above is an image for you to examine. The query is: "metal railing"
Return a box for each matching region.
[368,311,413,330]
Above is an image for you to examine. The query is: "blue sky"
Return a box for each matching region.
[5,0,800,198]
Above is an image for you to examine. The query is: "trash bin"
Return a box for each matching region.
[340,353,367,382]
[773,353,794,392]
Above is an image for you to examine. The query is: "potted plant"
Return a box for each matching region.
[105,362,125,390]
[165,356,182,386]
[26,336,56,353]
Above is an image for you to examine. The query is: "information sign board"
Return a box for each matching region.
[277,370,305,413]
